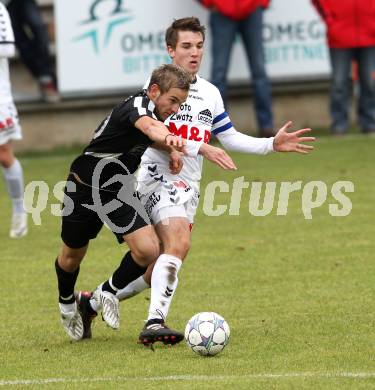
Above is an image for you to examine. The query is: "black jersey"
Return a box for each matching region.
[70,90,158,189]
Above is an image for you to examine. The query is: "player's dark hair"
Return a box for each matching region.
[148,64,191,94]
[165,17,206,49]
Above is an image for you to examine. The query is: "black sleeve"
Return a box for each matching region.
[128,107,154,126]
[123,95,156,126]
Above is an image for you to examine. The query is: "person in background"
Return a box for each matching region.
[0,2,27,238]
[196,0,274,137]
[0,0,59,102]
[312,0,375,135]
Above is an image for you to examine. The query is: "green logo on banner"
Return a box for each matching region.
[73,0,133,54]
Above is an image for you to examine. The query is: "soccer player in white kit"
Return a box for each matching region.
[0,3,27,238]
[80,17,314,345]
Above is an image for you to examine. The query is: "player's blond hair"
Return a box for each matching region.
[148,64,191,94]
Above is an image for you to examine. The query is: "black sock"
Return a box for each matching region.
[102,251,147,294]
[55,258,79,304]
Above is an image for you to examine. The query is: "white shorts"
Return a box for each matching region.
[137,164,200,225]
[0,102,22,146]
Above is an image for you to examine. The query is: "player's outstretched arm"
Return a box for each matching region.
[199,143,237,170]
[273,121,315,154]
[135,116,186,151]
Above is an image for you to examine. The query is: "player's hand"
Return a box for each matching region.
[199,143,237,170]
[273,121,315,154]
[165,133,186,154]
[169,150,184,174]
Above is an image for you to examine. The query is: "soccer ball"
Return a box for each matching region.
[184,312,230,356]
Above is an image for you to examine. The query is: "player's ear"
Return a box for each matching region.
[149,84,161,99]
[167,45,175,58]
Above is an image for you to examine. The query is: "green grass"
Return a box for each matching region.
[1,135,374,389]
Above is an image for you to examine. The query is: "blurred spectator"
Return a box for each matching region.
[0,3,27,238]
[312,0,375,135]
[0,0,59,102]
[197,0,274,137]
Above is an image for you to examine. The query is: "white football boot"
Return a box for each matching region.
[9,212,27,238]
[59,302,84,341]
[93,287,120,330]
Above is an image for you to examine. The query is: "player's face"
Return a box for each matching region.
[168,31,204,76]
[153,86,188,120]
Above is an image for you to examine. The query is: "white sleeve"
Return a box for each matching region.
[216,127,275,155]
[184,139,203,157]
[0,4,15,58]
[212,107,274,155]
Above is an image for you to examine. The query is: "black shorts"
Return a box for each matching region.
[61,174,150,249]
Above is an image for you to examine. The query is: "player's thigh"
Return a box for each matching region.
[155,215,191,260]
[61,175,104,249]
[0,103,22,146]
[58,242,88,271]
[106,191,157,264]
[0,141,15,167]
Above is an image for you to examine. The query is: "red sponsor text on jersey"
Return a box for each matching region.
[173,180,188,189]
[169,122,211,143]
[0,117,14,131]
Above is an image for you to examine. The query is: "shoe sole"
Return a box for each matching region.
[139,333,184,347]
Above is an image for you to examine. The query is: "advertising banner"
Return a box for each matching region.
[55,0,330,94]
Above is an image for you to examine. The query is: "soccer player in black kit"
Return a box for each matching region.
[55,64,197,341]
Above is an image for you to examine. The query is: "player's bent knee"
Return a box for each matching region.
[180,238,191,257]
[166,237,191,260]
[131,239,160,267]
[59,244,87,271]
[58,253,83,272]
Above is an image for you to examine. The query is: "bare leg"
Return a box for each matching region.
[87,225,160,330]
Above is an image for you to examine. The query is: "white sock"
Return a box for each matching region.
[59,302,77,314]
[89,283,103,312]
[2,159,24,214]
[116,275,150,301]
[147,254,182,322]
[89,298,100,312]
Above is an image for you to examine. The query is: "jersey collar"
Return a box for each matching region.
[147,98,155,113]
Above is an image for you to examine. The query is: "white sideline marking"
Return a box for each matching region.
[1,373,375,386]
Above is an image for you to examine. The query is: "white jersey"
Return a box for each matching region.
[138,75,229,184]
[137,74,274,223]
[0,3,15,105]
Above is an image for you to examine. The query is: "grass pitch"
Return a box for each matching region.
[0,135,374,389]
